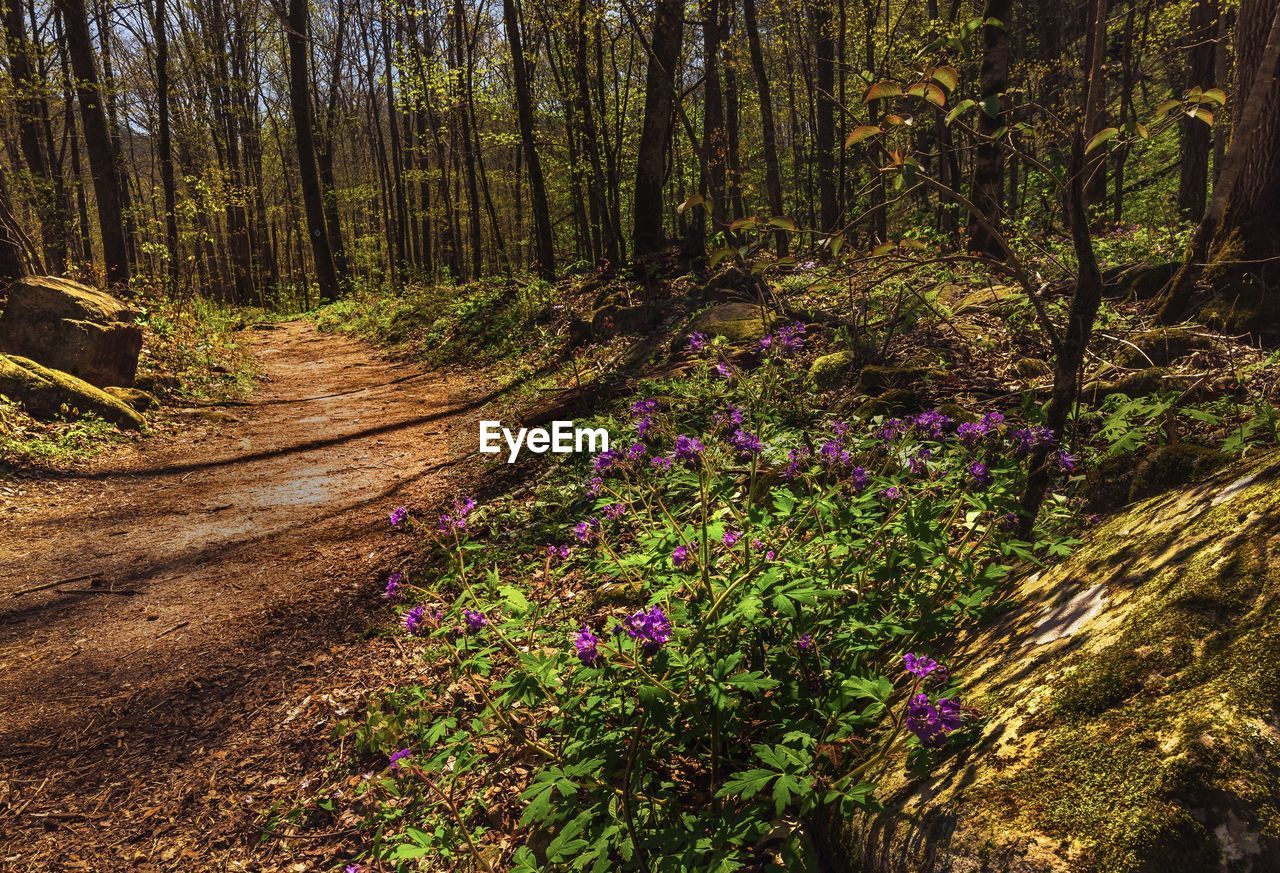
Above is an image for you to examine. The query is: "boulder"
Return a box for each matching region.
[0,354,144,429]
[0,276,143,388]
[687,302,771,345]
[948,283,1022,317]
[1117,327,1214,368]
[808,351,859,391]
[1129,442,1228,503]
[838,451,1280,872]
[858,364,943,396]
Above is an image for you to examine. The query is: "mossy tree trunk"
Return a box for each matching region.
[1160,0,1280,324]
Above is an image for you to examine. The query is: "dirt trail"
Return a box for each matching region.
[0,321,488,869]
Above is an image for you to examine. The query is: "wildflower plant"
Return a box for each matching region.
[345,334,1074,870]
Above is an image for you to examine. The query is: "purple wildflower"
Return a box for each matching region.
[462,608,487,633]
[914,410,953,439]
[437,495,477,534]
[906,695,964,747]
[776,321,806,353]
[714,361,736,380]
[851,466,869,492]
[903,652,940,678]
[546,544,572,562]
[981,411,1005,429]
[388,748,413,771]
[650,455,673,472]
[687,332,709,352]
[593,450,624,475]
[673,435,705,465]
[758,334,774,353]
[819,439,852,467]
[636,415,653,438]
[403,605,427,636]
[631,398,660,418]
[955,421,988,444]
[1011,425,1056,456]
[784,446,810,480]
[672,544,692,568]
[627,442,648,461]
[722,529,742,547]
[621,605,672,654]
[1054,450,1079,473]
[586,476,604,497]
[383,572,403,600]
[603,502,630,521]
[729,428,764,457]
[574,625,602,666]
[908,448,932,475]
[574,518,601,543]
[881,486,902,501]
[968,461,992,488]
[797,633,814,652]
[389,506,408,527]
[879,418,908,443]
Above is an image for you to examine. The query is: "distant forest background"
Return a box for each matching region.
[0,0,1277,311]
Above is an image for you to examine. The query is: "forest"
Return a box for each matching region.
[2,0,1280,869]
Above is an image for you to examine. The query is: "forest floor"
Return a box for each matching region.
[0,321,497,870]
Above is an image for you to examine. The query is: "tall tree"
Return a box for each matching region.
[811,0,837,235]
[744,0,787,255]
[503,0,555,278]
[54,0,130,286]
[153,0,179,294]
[1178,0,1218,221]
[632,0,684,256]
[966,0,1013,258]
[282,0,341,302]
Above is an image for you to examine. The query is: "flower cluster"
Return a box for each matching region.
[1011,425,1055,456]
[574,625,602,665]
[906,694,963,747]
[759,321,806,356]
[437,496,477,534]
[462,608,487,633]
[673,434,705,466]
[619,605,672,654]
[575,517,601,543]
[389,506,409,527]
[383,572,403,600]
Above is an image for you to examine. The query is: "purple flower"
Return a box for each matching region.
[403,605,427,636]
[627,442,648,461]
[758,334,774,353]
[688,331,709,352]
[673,435,705,465]
[729,428,764,457]
[437,495,477,534]
[593,450,624,474]
[1054,450,1078,473]
[908,448,932,474]
[636,415,653,438]
[546,544,571,562]
[968,461,992,488]
[717,405,745,427]
[1012,425,1056,456]
[631,398,660,418]
[586,476,604,496]
[722,529,741,547]
[981,411,1005,429]
[906,694,964,747]
[819,439,851,467]
[797,633,814,652]
[879,418,908,443]
[830,420,852,439]
[574,625,602,665]
[621,605,672,654]
[784,446,810,480]
[851,466,869,492]
[955,421,988,444]
[904,652,940,678]
[603,502,629,521]
[881,486,901,501]
[462,608,487,633]
[383,572,403,600]
[650,455,673,472]
[913,410,953,439]
[574,518,601,543]
[388,748,412,771]
[389,506,409,527]
[714,361,736,380]
[346,865,363,873]
[777,321,806,353]
[672,544,692,568]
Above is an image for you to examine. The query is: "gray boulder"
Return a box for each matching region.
[0,276,143,388]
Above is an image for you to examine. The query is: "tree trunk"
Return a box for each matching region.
[283,0,340,302]
[153,0,179,294]
[744,0,787,255]
[504,0,556,278]
[1178,0,1218,221]
[812,0,837,235]
[965,0,1013,258]
[632,0,684,256]
[54,0,129,287]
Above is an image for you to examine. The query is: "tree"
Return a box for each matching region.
[1178,0,1218,221]
[282,0,342,302]
[811,0,837,235]
[966,0,1013,258]
[503,0,555,279]
[744,0,787,255]
[632,0,684,257]
[153,0,178,295]
[54,0,129,287]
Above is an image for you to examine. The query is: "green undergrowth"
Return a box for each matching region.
[0,394,123,469]
[293,319,1087,871]
[135,293,264,402]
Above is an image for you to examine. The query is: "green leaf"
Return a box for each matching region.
[864,81,902,102]
[844,124,883,147]
[930,65,959,92]
[767,215,798,231]
[945,98,976,125]
[716,768,776,800]
[1085,127,1120,154]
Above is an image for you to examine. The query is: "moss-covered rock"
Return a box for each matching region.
[1084,451,1142,513]
[0,354,145,429]
[1129,442,1228,503]
[857,364,942,396]
[1117,328,1214,368]
[842,451,1280,872]
[809,351,858,391]
[1015,357,1053,379]
[949,283,1022,317]
[1105,262,1179,300]
[1092,367,1171,400]
[1199,282,1277,340]
[687,302,771,345]
[855,387,924,418]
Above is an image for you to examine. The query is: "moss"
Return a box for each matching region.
[1014,357,1052,379]
[857,364,942,396]
[808,351,858,391]
[1093,367,1170,400]
[1128,443,1228,503]
[0,354,144,429]
[855,387,924,418]
[1085,452,1141,513]
[1116,328,1214,368]
[104,386,160,412]
[689,302,771,344]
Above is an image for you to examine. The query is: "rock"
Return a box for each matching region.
[104,386,160,412]
[591,302,663,339]
[134,373,182,397]
[1200,281,1277,340]
[1117,327,1214,368]
[0,354,145,429]
[700,264,752,301]
[1084,451,1141,513]
[840,450,1280,872]
[857,364,942,396]
[0,276,143,388]
[1129,442,1228,503]
[855,387,924,418]
[687,302,771,345]
[1014,357,1053,379]
[1091,366,1170,399]
[177,407,241,424]
[808,351,858,391]
[949,283,1022,317]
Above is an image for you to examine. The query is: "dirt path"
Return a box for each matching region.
[0,321,489,869]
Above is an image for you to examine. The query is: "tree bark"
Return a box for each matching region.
[744,0,787,255]
[1178,0,1218,221]
[54,0,129,287]
[632,0,684,256]
[504,0,555,278]
[153,0,179,294]
[812,0,837,235]
[965,0,1013,258]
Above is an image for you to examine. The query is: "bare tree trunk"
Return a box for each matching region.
[1179,0,1218,221]
[55,0,129,287]
[153,0,179,294]
[283,0,341,302]
[744,0,786,255]
[632,0,683,256]
[504,0,555,278]
[812,0,837,235]
[965,0,1013,258]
